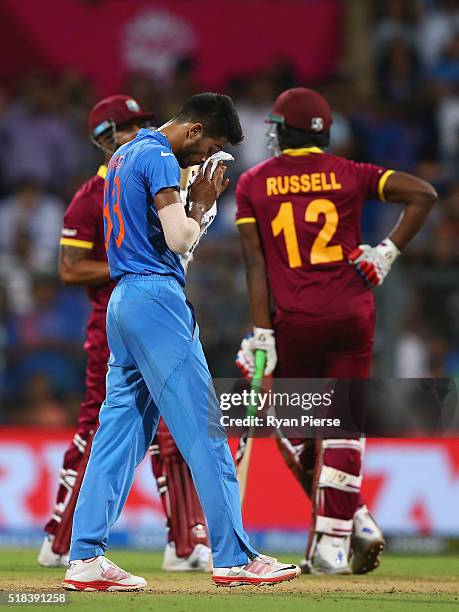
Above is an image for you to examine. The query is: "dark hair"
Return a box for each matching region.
[176,93,243,145]
[277,124,329,150]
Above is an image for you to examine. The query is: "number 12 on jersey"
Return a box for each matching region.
[271,198,343,267]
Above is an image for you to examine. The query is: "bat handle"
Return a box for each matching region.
[253,349,266,382]
[246,349,266,418]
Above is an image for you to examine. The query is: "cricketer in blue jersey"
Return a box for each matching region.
[103,129,185,285]
[65,93,301,591]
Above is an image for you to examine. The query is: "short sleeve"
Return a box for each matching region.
[141,148,180,196]
[354,163,395,202]
[60,190,97,249]
[235,170,257,226]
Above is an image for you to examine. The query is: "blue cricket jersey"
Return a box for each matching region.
[103,128,185,286]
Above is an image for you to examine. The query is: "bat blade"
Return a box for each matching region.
[236,349,266,508]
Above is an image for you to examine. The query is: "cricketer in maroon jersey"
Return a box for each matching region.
[236,88,436,574]
[236,150,392,318]
[59,165,114,431]
[39,95,210,572]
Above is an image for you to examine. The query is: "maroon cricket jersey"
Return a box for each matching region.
[60,165,116,313]
[236,148,394,321]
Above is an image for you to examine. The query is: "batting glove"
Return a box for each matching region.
[236,334,254,379]
[348,238,400,288]
[236,327,277,378]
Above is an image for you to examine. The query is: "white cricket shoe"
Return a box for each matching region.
[350,506,385,574]
[62,556,146,591]
[37,534,69,568]
[162,542,212,572]
[212,554,300,587]
[301,534,352,575]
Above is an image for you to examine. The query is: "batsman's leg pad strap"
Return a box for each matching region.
[51,502,65,524]
[149,442,160,457]
[318,465,362,493]
[52,430,95,555]
[58,468,78,492]
[315,515,353,536]
[322,438,365,452]
[72,433,87,454]
[307,438,362,558]
[319,437,363,493]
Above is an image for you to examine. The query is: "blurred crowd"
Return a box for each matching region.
[1,0,459,425]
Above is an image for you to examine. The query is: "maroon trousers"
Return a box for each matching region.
[274,309,375,526]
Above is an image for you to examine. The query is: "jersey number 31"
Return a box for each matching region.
[271,199,343,267]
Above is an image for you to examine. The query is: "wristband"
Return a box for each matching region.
[188,201,206,215]
[377,238,401,263]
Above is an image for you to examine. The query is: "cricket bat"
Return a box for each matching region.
[236,349,266,507]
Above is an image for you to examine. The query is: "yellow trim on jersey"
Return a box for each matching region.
[378,169,395,202]
[281,147,324,156]
[97,165,108,179]
[60,237,94,249]
[235,217,257,226]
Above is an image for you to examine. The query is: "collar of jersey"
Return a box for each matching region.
[282,147,324,156]
[97,165,107,179]
[138,127,172,151]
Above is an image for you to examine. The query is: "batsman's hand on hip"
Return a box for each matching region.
[236,327,277,378]
[189,161,229,212]
[348,238,400,288]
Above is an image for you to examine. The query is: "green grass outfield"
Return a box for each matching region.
[1,550,458,611]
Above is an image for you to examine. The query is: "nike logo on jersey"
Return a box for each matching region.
[160,151,175,157]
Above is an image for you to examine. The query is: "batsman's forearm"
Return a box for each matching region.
[388,196,436,251]
[239,223,273,329]
[245,263,272,329]
[383,171,437,251]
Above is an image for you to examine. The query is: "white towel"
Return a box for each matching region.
[180,151,234,269]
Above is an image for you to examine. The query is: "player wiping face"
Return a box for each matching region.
[170,126,227,169]
[66,93,301,591]
[44,94,216,574]
[101,123,231,284]
[179,150,235,271]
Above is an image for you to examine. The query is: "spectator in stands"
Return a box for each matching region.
[4,275,88,401]
[235,71,275,170]
[433,180,459,262]
[0,75,83,195]
[431,31,459,82]
[377,38,420,103]
[0,226,34,315]
[13,372,71,428]
[417,0,459,68]
[0,178,63,273]
[321,80,355,159]
[351,98,420,171]
[373,0,419,61]
[395,306,431,377]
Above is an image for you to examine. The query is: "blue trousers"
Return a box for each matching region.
[70,274,257,567]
